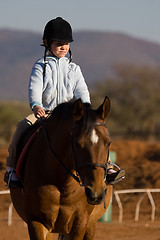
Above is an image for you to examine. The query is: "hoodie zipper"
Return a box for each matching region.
[56,58,60,105]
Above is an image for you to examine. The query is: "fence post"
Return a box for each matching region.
[99,151,116,223]
[135,193,146,221]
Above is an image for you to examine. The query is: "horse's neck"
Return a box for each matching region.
[45,117,74,170]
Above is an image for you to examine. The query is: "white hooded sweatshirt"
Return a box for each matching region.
[29,56,90,111]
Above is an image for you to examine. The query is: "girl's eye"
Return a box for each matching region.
[56,42,62,46]
[56,42,69,47]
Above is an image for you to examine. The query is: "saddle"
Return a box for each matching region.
[16,121,42,179]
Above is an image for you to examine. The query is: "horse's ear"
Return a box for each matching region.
[73,98,84,121]
[96,96,110,120]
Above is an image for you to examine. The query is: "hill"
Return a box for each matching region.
[0,29,160,100]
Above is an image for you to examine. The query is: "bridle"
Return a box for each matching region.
[40,118,110,185]
[71,122,110,175]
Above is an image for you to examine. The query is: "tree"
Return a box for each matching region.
[91,64,160,139]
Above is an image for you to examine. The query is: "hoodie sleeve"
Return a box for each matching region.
[29,62,44,110]
[73,65,91,103]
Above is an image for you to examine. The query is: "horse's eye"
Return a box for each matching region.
[104,140,111,148]
[106,141,111,148]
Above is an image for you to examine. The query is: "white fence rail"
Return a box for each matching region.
[0,190,12,226]
[1,189,160,225]
[114,188,160,222]
[0,190,10,195]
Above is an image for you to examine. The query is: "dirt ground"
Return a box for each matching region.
[0,140,160,240]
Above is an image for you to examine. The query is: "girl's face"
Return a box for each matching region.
[49,41,70,58]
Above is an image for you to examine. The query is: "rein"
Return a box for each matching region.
[40,117,81,184]
[40,118,109,186]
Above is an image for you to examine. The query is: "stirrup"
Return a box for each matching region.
[4,170,13,188]
[105,163,125,185]
[4,170,23,188]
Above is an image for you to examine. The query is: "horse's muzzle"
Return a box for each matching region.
[85,186,106,205]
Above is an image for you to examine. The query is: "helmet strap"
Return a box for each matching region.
[69,48,72,63]
[43,47,48,77]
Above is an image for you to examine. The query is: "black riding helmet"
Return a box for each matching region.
[43,17,73,43]
[42,17,73,75]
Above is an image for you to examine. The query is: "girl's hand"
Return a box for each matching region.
[33,105,46,118]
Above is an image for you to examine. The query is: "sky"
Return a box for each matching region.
[0,0,160,44]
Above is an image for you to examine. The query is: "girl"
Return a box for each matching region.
[4,17,125,188]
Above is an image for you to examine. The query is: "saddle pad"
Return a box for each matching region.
[16,128,41,179]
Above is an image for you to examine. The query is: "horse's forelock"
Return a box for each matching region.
[79,103,97,135]
[50,101,97,134]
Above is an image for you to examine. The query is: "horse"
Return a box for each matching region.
[10,96,112,240]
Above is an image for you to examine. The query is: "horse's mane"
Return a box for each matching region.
[50,100,97,134]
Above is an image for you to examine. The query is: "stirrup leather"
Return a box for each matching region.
[107,162,121,170]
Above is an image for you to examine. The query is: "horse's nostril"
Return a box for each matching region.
[85,186,93,199]
[85,186,104,205]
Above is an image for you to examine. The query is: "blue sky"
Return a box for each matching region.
[1,0,160,44]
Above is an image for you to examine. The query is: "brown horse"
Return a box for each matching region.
[10,97,112,240]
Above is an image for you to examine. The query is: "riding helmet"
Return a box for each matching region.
[43,17,73,43]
